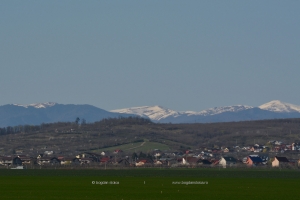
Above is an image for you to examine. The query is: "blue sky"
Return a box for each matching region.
[1,0,299,111]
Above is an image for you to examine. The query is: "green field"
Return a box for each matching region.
[0,169,300,199]
[93,141,170,153]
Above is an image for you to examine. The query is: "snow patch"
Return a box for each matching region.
[111,105,180,121]
[13,102,56,109]
[259,100,300,113]
[187,105,253,116]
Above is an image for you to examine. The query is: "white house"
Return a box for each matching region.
[219,157,237,168]
[272,156,289,167]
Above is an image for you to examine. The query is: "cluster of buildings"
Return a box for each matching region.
[1,140,300,169]
[0,151,299,169]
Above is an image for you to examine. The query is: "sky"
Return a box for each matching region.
[1,0,299,111]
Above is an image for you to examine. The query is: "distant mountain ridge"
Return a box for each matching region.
[0,103,135,127]
[111,100,300,123]
[1,100,300,127]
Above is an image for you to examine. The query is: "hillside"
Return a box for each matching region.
[1,117,300,155]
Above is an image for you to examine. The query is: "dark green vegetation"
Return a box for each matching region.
[1,117,300,154]
[0,169,299,199]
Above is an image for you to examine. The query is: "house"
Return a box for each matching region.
[274,146,281,152]
[81,152,101,162]
[100,156,111,163]
[212,160,219,165]
[154,152,161,157]
[285,145,292,151]
[274,141,283,145]
[298,159,300,167]
[198,159,212,166]
[135,160,146,167]
[44,151,54,155]
[292,143,296,151]
[37,154,43,159]
[135,159,153,167]
[114,149,123,154]
[272,156,289,167]
[116,158,130,167]
[259,154,269,164]
[0,156,12,166]
[223,148,230,153]
[181,158,189,165]
[219,157,237,168]
[154,160,163,165]
[14,157,24,165]
[158,158,176,166]
[18,156,33,164]
[80,158,94,165]
[73,158,80,165]
[15,149,23,154]
[186,157,199,165]
[212,149,222,154]
[246,155,263,166]
[37,157,60,165]
[288,159,297,166]
[60,157,77,165]
[64,158,80,165]
[57,156,64,160]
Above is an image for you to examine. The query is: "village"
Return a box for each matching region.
[1,140,300,169]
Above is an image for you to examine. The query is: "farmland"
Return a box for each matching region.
[0,169,299,199]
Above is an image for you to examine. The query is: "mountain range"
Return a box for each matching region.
[0,100,300,127]
[0,103,135,127]
[111,100,300,123]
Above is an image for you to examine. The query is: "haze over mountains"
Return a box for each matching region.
[111,100,300,123]
[0,100,300,127]
[0,103,135,127]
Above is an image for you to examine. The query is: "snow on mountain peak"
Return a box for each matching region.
[186,105,253,116]
[111,105,180,121]
[13,102,57,109]
[111,100,300,122]
[259,100,300,113]
[111,104,254,121]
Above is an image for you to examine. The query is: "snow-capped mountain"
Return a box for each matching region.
[187,105,254,116]
[111,105,253,121]
[1,100,300,127]
[259,100,300,113]
[111,106,181,121]
[13,102,57,108]
[111,100,300,123]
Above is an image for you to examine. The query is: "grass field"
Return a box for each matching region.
[93,141,170,153]
[0,169,299,199]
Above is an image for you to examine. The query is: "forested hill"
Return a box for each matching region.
[1,117,300,154]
